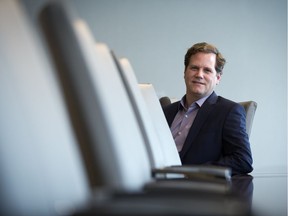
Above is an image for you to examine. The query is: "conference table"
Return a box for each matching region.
[243,173,287,216]
[73,171,287,216]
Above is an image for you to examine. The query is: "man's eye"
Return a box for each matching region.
[204,69,212,73]
[190,67,198,71]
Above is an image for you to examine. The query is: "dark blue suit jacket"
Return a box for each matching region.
[163,92,253,175]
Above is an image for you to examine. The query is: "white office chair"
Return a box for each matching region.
[117,58,180,169]
[238,101,257,138]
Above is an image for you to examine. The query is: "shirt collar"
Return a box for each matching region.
[179,92,213,110]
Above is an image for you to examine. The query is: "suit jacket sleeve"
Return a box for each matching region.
[209,103,253,175]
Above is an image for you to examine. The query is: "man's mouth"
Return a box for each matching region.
[192,81,204,85]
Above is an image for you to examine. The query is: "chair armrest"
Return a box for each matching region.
[152,165,231,182]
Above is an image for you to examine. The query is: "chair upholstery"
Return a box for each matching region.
[159,96,172,108]
[238,101,257,138]
[116,58,168,169]
[137,84,183,167]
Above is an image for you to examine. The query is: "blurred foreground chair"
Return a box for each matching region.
[0,1,91,215]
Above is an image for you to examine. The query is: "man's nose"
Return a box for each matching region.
[195,69,204,78]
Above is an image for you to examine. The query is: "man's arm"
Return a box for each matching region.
[212,104,253,175]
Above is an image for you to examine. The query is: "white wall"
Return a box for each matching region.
[71,0,287,175]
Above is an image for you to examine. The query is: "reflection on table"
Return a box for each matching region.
[232,174,287,216]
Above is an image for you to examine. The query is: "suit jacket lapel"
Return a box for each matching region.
[166,102,181,127]
[179,92,218,159]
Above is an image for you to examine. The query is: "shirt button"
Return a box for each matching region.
[178,132,182,135]
[185,114,188,118]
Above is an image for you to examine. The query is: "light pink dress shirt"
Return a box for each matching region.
[170,94,210,152]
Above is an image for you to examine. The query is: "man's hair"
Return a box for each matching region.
[184,42,226,74]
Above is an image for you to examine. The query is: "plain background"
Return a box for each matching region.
[24,0,287,175]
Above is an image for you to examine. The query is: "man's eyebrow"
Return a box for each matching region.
[204,66,213,70]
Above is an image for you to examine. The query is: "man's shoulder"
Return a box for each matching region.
[217,96,238,105]
[216,96,244,112]
[205,92,237,107]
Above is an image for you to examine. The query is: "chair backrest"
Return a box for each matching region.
[39,1,151,193]
[117,58,166,168]
[0,1,90,215]
[138,84,183,166]
[159,96,172,108]
[238,101,257,138]
[118,58,182,168]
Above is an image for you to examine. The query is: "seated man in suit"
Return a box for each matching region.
[163,42,253,175]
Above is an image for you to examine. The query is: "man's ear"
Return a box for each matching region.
[216,73,222,85]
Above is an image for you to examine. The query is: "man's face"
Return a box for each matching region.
[184,52,221,101]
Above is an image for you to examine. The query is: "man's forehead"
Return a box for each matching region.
[189,53,216,65]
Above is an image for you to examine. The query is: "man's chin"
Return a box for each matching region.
[191,91,211,99]
[191,91,204,96]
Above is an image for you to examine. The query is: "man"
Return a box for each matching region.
[163,42,253,175]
